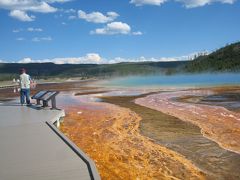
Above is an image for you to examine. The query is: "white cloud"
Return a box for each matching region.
[130,0,166,6]
[13,27,42,33]
[2,51,208,64]
[32,36,52,42]
[18,58,32,63]
[9,10,35,22]
[107,52,209,63]
[16,37,25,41]
[0,0,57,13]
[132,31,143,35]
[130,0,236,7]
[85,53,102,62]
[12,28,23,33]
[61,22,66,25]
[176,0,236,8]
[0,0,71,21]
[18,54,187,64]
[78,10,119,23]
[64,8,76,13]
[54,13,63,18]
[68,15,76,19]
[17,53,102,64]
[91,21,131,35]
[51,53,102,64]
[107,56,178,63]
[27,27,43,32]
[45,0,73,3]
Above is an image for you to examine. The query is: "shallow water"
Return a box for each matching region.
[177,92,240,112]
[101,94,240,180]
[103,73,240,88]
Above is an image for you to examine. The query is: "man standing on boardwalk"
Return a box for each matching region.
[19,68,31,106]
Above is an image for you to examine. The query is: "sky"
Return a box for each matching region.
[0,0,239,64]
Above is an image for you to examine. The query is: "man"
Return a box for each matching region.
[19,68,31,105]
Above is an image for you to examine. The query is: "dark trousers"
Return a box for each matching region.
[20,88,30,105]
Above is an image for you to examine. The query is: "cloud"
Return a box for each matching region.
[9,10,35,22]
[12,28,23,33]
[27,27,43,32]
[3,51,208,64]
[68,15,76,19]
[106,51,209,63]
[107,56,177,63]
[130,0,236,7]
[85,53,102,62]
[176,0,236,8]
[91,22,131,35]
[0,0,71,21]
[0,0,57,13]
[13,27,42,33]
[32,36,52,42]
[18,58,32,63]
[78,10,119,23]
[132,31,143,35]
[63,8,76,13]
[54,13,63,18]
[16,37,25,41]
[45,0,73,3]
[17,53,102,64]
[130,0,166,6]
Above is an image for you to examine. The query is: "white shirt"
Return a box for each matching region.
[20,73,31,89]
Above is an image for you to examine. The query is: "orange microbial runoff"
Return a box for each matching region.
[61,101,205,180]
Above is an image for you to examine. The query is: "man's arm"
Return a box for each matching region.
[18,75,22,86]
[29,75,33,83]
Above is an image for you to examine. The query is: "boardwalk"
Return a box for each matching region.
[0,103,100,180]
[0,83,18,89]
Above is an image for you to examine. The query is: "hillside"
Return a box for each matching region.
[0,61,187,81]
[183,42,240,72]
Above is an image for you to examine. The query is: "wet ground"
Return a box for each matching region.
[177,92,240,112]
[60,93,205,179]
[1,82,240,179]
[102,94,240,179]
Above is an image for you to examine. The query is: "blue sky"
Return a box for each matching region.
[0,0,239,64]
